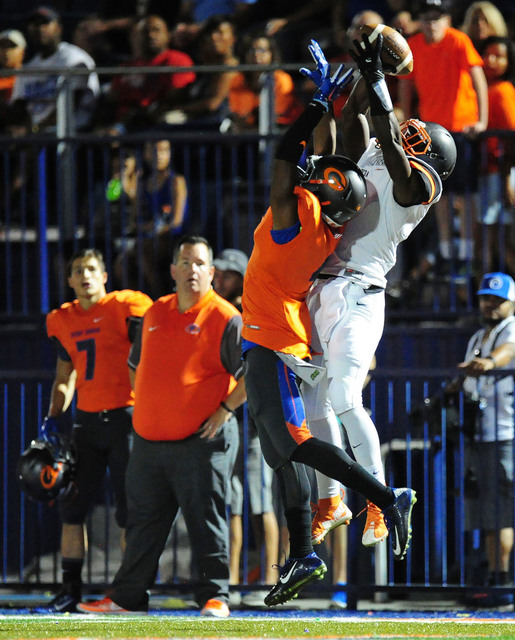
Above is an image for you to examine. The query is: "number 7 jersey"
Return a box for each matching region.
[46,290,153,412]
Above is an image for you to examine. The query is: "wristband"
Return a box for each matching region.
[366,77,393,116]
[221,401,235,416]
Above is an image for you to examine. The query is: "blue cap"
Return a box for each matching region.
[477,272,515,301]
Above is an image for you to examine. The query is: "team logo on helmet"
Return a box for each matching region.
[309,167,348,193]
[40,462,63,489]
[298,155,367,227]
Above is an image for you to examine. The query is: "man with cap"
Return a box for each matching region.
[447,272,515,606]
[213,248,249,311]
[0,29,26,104]
[10,5,100,131]
[212,248,280,605]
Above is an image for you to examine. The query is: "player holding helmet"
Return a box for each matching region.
[242,40,417,607]
[304,33,456,551]
[21,249,152,614]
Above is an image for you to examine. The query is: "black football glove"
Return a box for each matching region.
[350,33,393,116]
[350,32,385,84]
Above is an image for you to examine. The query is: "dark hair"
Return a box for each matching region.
[172,235,213,264]
[198,14,234,40]
[66,248,106,276]
[477,36,515,83]
[238,30,281,63]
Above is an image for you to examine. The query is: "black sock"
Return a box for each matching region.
[62,558,83,596]
[489,570,510,586]
[285,506,313,559]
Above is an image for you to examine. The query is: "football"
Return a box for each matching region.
[358,23,413,76]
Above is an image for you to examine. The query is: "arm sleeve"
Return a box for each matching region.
[220,315,244,379]
[127,316,144,343]
[49,336,71,362]
[128,321,143,370]
[274,101,326,164]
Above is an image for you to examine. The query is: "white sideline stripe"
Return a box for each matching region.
[2,614,515,623]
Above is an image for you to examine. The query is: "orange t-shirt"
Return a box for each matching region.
[485,80,515,173]
[242,187,342,359]
[229,69,302,126]
[131,289,242,441]
[46,290,153,412]
[404,28,483,131]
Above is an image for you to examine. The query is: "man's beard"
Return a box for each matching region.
[480,314,502,327]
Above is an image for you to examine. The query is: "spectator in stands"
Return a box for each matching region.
[212,248,280,607]
[164,15,239,129]
[71,1,183,66]
[10,6,100,132]
[475,36,515,275]
[115,139,188,298]
[90,146,141,261]
[399,0,488,275]
[227,32,302,132]
[0,29,26,105]
[446,272,515,607]
[0,102,36,227]
[248,0,333,63]
[98,15,196,132]
[171,0,256,56]
[460,1,508,50]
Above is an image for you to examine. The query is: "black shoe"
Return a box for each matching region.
[32,590,80,613]
[383,488,417,561]
[264,553,327,607]
[465,590,514,608]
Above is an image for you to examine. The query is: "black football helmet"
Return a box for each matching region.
[400,119,457,180]
[298,155,367,227]
[17,436,77,504]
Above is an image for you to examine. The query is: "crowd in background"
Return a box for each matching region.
[0,0,514,308]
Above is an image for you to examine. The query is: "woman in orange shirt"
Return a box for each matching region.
[228,32,302,131]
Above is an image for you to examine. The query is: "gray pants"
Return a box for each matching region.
[110,419,238,610]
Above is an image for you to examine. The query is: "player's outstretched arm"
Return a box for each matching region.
[350,34,426,206]
[271,40,353,229]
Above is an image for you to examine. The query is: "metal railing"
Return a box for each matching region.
[2,367,514,603]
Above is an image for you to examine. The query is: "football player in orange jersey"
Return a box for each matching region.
[34,248,152,613]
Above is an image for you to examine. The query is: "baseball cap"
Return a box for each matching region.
[213,249,248,278]
[0,29,27,48]
[416,0,452,17]
[477,272,515,302]
[28,5,60,23]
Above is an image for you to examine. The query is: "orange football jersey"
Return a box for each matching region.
[46,290,153,412]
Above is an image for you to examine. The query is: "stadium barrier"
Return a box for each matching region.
[2,367,514,604]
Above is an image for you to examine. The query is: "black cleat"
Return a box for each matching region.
[383,487,417,561]
[264,553,327,606]
[32,590,79,613]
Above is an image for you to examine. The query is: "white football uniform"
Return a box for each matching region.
[304,139,442,493]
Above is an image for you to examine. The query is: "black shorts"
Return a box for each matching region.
[60,407,133,527]
[445,133,479,194]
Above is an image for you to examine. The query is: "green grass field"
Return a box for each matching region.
[1,614,515,640]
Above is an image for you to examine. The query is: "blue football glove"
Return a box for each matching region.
[40,416,62,448]
[300,39,354,111]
